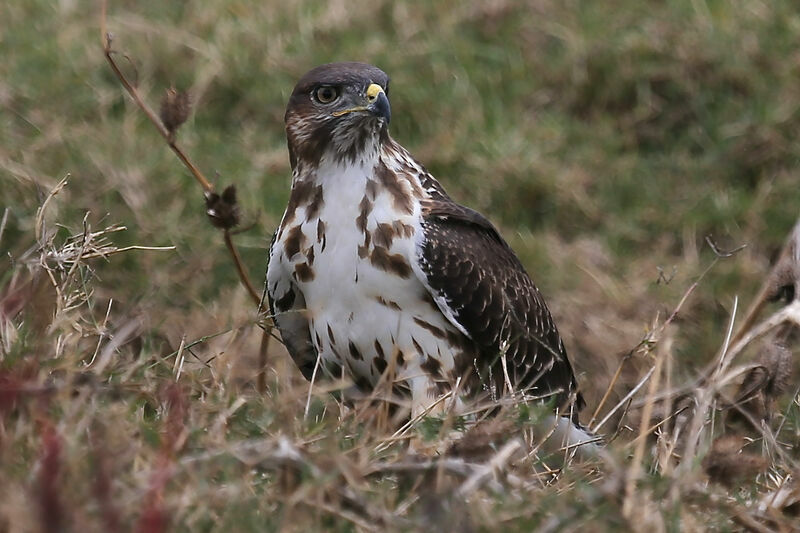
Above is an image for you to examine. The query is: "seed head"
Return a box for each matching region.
[159,87,192,137]
[205,185,240,229]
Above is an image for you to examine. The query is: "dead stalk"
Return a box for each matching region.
[99,0,263,308]
[223,230,260,304]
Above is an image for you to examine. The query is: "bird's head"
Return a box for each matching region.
[285,62,391,170]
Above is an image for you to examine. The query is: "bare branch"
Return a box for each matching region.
[100,0,264,308]
[705,235,747,258]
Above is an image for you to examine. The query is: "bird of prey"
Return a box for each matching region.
[268,62,584,424]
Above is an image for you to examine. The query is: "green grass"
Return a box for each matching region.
[2,0,800,530]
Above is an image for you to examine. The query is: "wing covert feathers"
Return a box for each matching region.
[419,203,583,411]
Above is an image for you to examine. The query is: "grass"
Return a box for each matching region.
[2,0,800,530]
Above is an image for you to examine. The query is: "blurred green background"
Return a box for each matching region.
[3,0,799,406]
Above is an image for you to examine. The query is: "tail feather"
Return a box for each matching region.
[541,415,602,459]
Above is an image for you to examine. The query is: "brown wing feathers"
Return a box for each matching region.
[419,201,582,410]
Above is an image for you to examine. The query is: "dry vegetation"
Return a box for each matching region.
[2,0,800,531]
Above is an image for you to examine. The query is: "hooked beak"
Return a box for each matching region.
[366,83,391,123]
[331,83,391,123]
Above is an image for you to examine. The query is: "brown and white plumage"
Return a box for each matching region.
[268,62,584,421]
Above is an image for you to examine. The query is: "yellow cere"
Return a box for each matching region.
[366,83,383,101]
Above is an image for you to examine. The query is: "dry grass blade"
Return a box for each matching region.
[457,438,523,496]
[588,352,629,428]
[622,335,667,518]
[731,220,800,346]
[676,296,742,481]
[0,207,10,248]
[632,221,800,410]
[591,365,655,434]
[35,175,69,244]
[724,300,800,366]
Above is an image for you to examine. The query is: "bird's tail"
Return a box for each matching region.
[540,415,602,460]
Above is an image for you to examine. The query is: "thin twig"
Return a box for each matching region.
[715,295,739,375]
[705,235,747,258]
[88,299,114,366]
[674,297,756,488]
[223,229,260,304]
[723,300,800,370]
[81,245,176,259]
[591,365,656,434]
[661,258,718,330]
[623,403,690,451]
[257,327,270,394]
[0,207,9,249]
[588,352,630,427]
[457,438,523,496]
[173,335,187,381]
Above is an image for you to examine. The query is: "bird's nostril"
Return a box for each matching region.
[365,83,383,103]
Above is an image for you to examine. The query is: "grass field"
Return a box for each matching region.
[2,0,800,530]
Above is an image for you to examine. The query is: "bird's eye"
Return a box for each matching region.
[314,86,339,104]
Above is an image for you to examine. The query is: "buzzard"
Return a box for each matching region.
[268,62,584,428]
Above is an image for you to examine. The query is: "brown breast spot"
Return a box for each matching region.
[375,161,414,215]
[284,179,318,226]
[316,219,326,243]
[372,356,387,376]
[348,341,363,361]
[314,330,323,349]
[370,246,412,278]
[305,184,325,221]
[394,349,406,367]
[365,178,378,200]
[374,339,386,360]
[374,295,402,310]
[411,336,424,355]
[326,323,336,346]
[356,195,373,233]
[283,225,306,259]
[294,262,315,282]
[412,317,447,339]
[373,222,396,249]
[392,220,415,238]
[421,356,443,377]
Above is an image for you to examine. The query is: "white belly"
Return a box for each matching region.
[271,159,463,404]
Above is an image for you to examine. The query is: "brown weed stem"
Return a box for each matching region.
[100,0,264,310]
